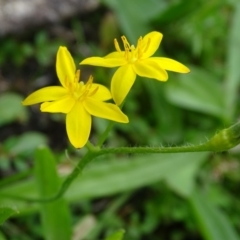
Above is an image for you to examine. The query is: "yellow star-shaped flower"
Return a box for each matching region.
[23,47,128,148]
[80,31,190,105]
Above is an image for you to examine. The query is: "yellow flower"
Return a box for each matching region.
[22,47,128,148]
[80,31,190,105]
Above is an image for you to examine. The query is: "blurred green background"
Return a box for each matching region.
[1,0,240,239]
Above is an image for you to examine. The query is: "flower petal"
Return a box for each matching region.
[91,84,112,101]
[150,57,190,73]
[111,65,136,105]
[141,31,163,59]
[56,46,76,88]
[80,55,126,68]
[66,101,91,148]
[133,59,168,81]
[22,86,68,105]
[104,51,125,59]
[84,98,129,123]
[40,96,75,113]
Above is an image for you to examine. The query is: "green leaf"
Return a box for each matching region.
[101,0,165,41]
[0,93,27,127]
[0,231,7,240]
[1,152,207,215]
[143,80,184,143]
[165,154,205,197]
[189,189,239,240]
[165,66,224,118]
[34,146,72,240]
[9,132,47,155]
[67,152,208,201]
[0,207,18,225]
[224,2,240,122]
[154,0,197,24]
[105,229,125,240]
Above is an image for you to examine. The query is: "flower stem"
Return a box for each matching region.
[96,102,125,147]
[0,142,210,203]
[97,121,115,147]
[98,143,210,155]
[3,121,240,203]
[1,151,98,203]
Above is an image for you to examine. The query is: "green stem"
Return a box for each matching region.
[97,143,210,155]
[97,121,115,147]
[1,151,97,203]
[86,141,99,151]
[96,102,125,147]
[2,121,240,203]
[0,142,209,203]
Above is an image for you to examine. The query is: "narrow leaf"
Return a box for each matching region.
[105,229,125,240]
[0,93,27,127]
[224,2,240,122]
[165,66,224,118]
[1,152,208,214]
[102,0,165,41]
[34,146,72,240]
[190,190,239,240]
[0,207,18,225]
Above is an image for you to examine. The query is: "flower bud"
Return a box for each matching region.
[207,122,240,151]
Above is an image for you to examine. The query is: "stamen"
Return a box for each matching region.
[114,39,121,52]
[121,36,131,51]
[125,48,130,60]
[89,86,99,97]
[137,37,143,49]
[80,90,89,101]
[74,70,80,83]
[86,75,93,89]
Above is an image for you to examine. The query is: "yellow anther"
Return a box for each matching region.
[74,70,80,83]
[137,37,142,49]
[114,39,121,52]
[89,86,99,97]
[121,36,131,51]
[86,75,93,89]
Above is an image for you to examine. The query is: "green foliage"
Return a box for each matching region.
[34,146,72,240]
[165,66,224,119]
[0,207,18,225]
[0,30,63,68]
[0,93,27,127]
[8,132,48,156]
[105,229,125,240]
[190,190,239,240]
[1,0,240,239]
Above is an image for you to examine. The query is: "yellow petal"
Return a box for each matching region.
[56,46,76,88]
[66,101,91,148]
[150,57,190,73]
[133,59,168,81]
[22,86,68,105]
[40,96,75,113]
[104,51,124,59]
[80,56,126,68]
[84,98,129,123]
[111,65,136,105]
[91,84,112,101]
[141,31,163,59]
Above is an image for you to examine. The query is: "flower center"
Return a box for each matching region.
[114,35,151,63]
[65,70,98,101]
